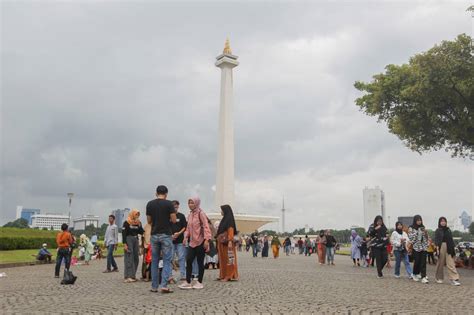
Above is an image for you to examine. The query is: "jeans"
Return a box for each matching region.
[173,243,186,280]
[285,245,291,255]
[413,250,427,278]
[373,247,388,277]
[252,244,258,257]
[55,248,71,276]
[124,236,139,279]
[106,244,118,271]
[394,250,412,276]
[186,243,205,283]
[326,246,335,264]
[151,234,173,290]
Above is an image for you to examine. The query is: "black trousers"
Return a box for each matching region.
[427,252,436,264]
[413,250,427,278]
[186,243,205,283]
[373,247,388,277]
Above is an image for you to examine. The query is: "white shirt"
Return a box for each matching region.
[390,230,408,250]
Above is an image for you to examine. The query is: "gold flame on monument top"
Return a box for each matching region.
[223,38,232,55]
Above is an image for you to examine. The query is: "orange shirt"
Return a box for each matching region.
[56,231,73,248]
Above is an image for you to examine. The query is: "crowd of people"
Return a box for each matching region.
[50,190,473,290]
[52,185,240,293]
[349,214,472,286]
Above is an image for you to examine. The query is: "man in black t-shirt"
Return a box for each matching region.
[171,200,187,283]
[146,185,177,293]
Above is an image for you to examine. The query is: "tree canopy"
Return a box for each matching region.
[3,218,29,228]
[354,34,473,158]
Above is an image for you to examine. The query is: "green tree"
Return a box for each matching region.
[469,222,474,235]
[3,218,29,228]
[354,34,474,158]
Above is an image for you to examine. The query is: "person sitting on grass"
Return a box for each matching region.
[36,243,52,263]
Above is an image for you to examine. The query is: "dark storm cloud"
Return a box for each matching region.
[1,1,472,229]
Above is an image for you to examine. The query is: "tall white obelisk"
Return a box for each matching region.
[215,39,239,210]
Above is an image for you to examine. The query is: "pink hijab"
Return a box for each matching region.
[189,196,202,212]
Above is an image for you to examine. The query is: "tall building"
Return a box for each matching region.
[460,210,472,230]
[31,213,69,230]
[16,206,41,225]
[111,208,130,229]
[73,214,100,230]
[363,186,386,230]
[215,39,238,210]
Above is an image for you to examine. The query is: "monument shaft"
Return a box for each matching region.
[215,40,239,210]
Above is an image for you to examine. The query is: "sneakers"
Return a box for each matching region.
[178,282,193,290]
[421,277,429,284]
[377,275,383,279]
[412,275,420,282]
[394,275,401,279]
[451,280,461,286]
[192,281,204,289]
[435,278,443,284]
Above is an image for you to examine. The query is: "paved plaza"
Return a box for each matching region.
[1,252,473,314]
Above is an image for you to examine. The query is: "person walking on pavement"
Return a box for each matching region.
[434,217,461,286]
[103,215,119,273]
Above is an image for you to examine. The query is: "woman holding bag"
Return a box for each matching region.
[179,197,212,290]
[216,204,239,281]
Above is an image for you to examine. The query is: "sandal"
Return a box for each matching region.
[160,288,174,294]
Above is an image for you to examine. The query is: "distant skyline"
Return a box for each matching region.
[2,1,472,230]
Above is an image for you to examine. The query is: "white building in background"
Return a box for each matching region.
[73,214,100,230]
[31,213,69,230]
[363,186,386,230]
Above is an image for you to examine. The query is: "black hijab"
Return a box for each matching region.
[395,221,403,235]
[319,230,325,237]
[372,215,387,239]
[217,204,237,235]
[411,214,424,229]
[435,216,455,257]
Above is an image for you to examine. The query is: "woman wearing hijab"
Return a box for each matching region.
[261,235,269,258]
[408,214,429,283]
[350,230,362,266]
[179,197,212,290]
[434,217,461,286]
[216,204,239,281]
[79,234,94,265]
[271,235,281,258]
[390,222,413,279]
[368,215,389,278]
[122,209,144,283]
[316,230,327,265]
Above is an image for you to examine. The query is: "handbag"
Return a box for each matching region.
[217,232,229,244]
[61,269,77,285]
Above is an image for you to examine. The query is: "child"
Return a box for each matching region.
[142,243,152,282]
[360,235,369,267]
[427,238,436,265]
[204,239,218,269]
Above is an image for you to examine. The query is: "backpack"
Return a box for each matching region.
[61,269,77,285]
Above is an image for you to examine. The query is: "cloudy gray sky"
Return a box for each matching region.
[1,0,472,230]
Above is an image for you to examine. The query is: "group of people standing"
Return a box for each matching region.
[118,185,239,293]
[350,215,462,286]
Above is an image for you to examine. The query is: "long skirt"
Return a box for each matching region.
[272,245,279,258]
[217,241,239,281]
[318,244,326,264]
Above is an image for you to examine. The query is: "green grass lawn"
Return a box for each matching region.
[0,247,124,264]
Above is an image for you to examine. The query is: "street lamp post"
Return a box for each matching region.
[67,193,74,227]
